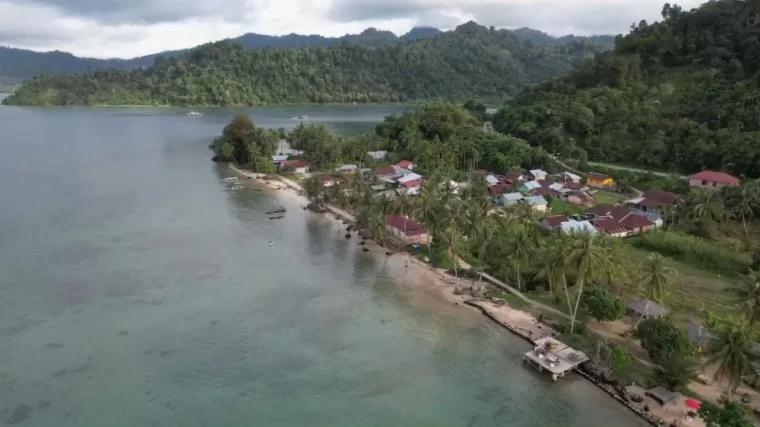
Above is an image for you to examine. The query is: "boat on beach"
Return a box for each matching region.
[269,214,285,220]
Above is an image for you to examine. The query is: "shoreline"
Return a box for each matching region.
[226,164,665,427]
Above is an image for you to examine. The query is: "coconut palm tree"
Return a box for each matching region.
[735,270,760,326]
[564,231,609,334]
[705,321,756,401]
[222,141,238,166]
[535,234,572,311]
[636,253,675,326]
[503,225,536,292]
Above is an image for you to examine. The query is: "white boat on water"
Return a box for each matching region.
[222,177,240,183]
[230,185,245,190]
[290,115,308,120]
[187,111,203,116]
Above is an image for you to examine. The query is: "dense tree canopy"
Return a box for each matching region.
[2,22,605,106]
[494,0,760,178]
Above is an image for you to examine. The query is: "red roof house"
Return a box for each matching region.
[399,179,421,188]
[395,160,414,169]
[375,166,397,177]
[540,215,569,230]
[588,204,656,235]
[689,170,739,188]
[489,184,509,196]
[386,215,430,244]
[593,217,629,237]
[281,159,309,168]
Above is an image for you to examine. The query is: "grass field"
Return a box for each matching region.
[592,190,627,205]
[548,199,587,215]
[621,245,738,322]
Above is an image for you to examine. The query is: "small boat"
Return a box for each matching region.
[230,185,245,190]
[265,207,287,215]
[269,214,285,220]
[187,111,203,116]
[222,177,240,183]
[298,115,308,120]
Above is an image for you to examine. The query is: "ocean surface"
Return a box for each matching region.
[0,99,649,427]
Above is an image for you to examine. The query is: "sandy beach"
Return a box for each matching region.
[227,164,474,305]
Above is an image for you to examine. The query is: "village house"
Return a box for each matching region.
[560,219,597,235]
[592,217,630,238]
[566,191,595,207]
[529,169,548,181]
[374,166,397,179]
[489,184,509,204]
[319,174,342,187]
[523,195,548,212]
[627,299,668,320]
[484,174,500,186]
[386,215,430,245]
[625,190,680,221]
[395,160,414,170]
[588,204,657,237]
[279,159,310,174]
[501,172,525,185]
[501,192,524,207]
[558,171,582,183]
[366,151,388,160]
[585,172,614,188]
[539,215,569,231]
[689,170,740,189]
[337,164,358,174]
[519,180,542,193]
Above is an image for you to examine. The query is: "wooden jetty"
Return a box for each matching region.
[523,337,589,381]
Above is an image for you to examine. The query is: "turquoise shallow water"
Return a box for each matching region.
[0,100,649,427]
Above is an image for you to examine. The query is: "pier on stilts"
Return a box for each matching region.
[523,337,589,381]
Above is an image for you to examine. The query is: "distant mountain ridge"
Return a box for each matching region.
[3,22,609,106]
[0,25,613,84]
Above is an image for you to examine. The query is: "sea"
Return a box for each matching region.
[0,98,650,427]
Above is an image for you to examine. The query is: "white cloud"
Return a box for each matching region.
[0,0,706,59]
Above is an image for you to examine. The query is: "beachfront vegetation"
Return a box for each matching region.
[492,0,760,179]
[699,400,755,427]
[2,22,604,106]
[583,288,625,322]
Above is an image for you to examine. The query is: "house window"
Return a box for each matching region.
[712,181,717,187]
[702,180,708,186]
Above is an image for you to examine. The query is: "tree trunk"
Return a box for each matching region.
[570,278,585,334]
[562,273,574,327]
[516,265,522,291]
[633,300,649,329]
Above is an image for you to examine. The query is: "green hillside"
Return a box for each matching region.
[494,0,760,178]
[2,22,605,107]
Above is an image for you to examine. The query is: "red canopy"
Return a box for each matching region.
[684,398,701,409]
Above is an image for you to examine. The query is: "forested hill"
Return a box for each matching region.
[0,28,441,81]
[0,25,611,83]
[2,22,606,106]
[494,0,760,178]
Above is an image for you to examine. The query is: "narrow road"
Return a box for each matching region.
[586,161,687,180]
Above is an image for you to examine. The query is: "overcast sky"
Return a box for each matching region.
[0,0,704,59]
